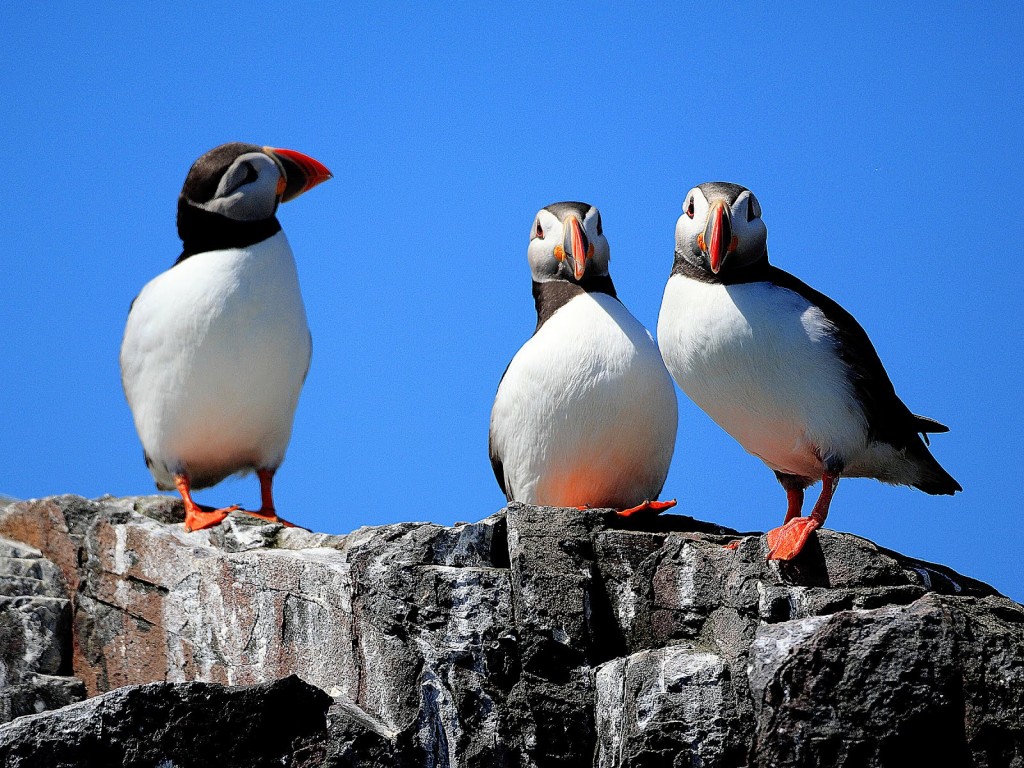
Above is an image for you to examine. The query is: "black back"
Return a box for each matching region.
[724,260,958,492]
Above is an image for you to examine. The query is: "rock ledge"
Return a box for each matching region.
[0,495,1021,767]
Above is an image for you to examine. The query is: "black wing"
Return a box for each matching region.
[764,265,945,451]
[488,359,513,501]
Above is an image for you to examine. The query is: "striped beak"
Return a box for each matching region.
[702,200,734,274]
[264,147,333,202]
[563,215,590,281]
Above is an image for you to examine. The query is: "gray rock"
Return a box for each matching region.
[595,645,744,767]
[0,675,330,767]
[0,537,84,723]
[0,675,85,724]
[322,692,410,768]
[0,495,1022,767]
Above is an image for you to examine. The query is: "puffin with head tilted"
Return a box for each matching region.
[121,142,331,533]
[657,182,961,559]
[489,202,678,516]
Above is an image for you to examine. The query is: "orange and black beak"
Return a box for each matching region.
[700,201,735,274]
[264,147,333,202]
[562,215,591,280]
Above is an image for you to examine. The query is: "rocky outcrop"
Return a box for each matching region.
[0,536,84,723]
[0,675,330,768]
[0,494,1022,767]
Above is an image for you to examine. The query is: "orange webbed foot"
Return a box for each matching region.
[175,475,239,533]
[765,516,822,560]
[616,498,677,518]
[722,540,741,550]
[184,505,240,533]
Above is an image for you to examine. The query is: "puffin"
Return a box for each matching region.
[489,202,678,516]
[120,142,331,532]
[657,182,961,560]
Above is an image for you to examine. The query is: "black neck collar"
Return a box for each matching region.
[531,274,618,332]
[175,198,282,265]
[671,248,772,285]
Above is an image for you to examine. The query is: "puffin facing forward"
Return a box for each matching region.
[489,202,678,516]
[121,142,331,532]
[657,182,960,560]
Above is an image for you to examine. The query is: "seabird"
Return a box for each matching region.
[657,182,960,559]
[489,202,678,515]
[121,142,331,532]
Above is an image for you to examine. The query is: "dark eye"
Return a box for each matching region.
[747,194,761,221]
[595,211,603,236]
[685,197,695,219]
[533,220,544,240]
[222,161,259,196]
[241,162,259,185]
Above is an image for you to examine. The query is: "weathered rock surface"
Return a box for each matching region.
[0,494,1022,767]
[0,536,85,723]
[0,674,330,767]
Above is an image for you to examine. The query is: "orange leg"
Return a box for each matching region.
[237,469,298,528]
[726,475,806,553]
[616,498,677,518]
[174,474,240,533]
[766,472,839,560]
[782,485,805,523]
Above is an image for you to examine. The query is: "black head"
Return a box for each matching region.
[179,142,331,224]
[175,142,332,259]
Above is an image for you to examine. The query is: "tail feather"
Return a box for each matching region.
[905,413,960,494]
[912,446,962,495]
[913,413,949,445]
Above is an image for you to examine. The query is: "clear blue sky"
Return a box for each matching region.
[2,5,1021,601]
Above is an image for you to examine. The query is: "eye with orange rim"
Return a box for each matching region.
[685,197,695,219]
[532,220,544,240]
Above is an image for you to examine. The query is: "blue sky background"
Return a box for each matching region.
[2,5,1021,601]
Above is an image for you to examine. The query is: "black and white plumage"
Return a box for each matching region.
[120,142,331,532]
[657,182,960,559]
[489,202,678,515]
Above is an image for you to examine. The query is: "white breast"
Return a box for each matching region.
[657,274,866,479]
[490,292,678,508]
[121,231,311,489]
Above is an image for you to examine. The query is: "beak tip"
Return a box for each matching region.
[266,147,332,201]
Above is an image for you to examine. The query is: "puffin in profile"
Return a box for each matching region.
[121,142,331,532]
[489,202,678,516]
[657,182,961,560]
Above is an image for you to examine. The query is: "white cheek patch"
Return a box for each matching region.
[199,192,246,216]
[200,176,279,222]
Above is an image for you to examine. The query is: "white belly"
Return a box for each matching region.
[490,292,678,508]
[657,275,866,479]
[121,232,311,489]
